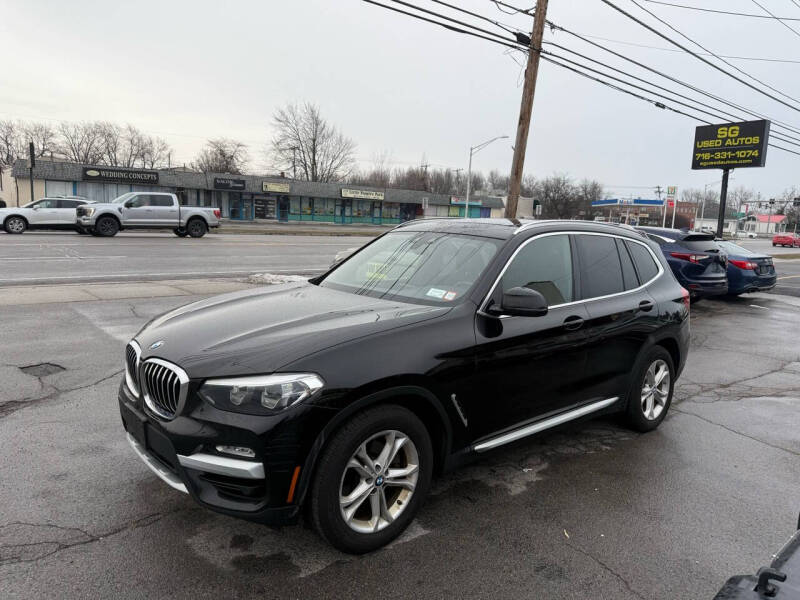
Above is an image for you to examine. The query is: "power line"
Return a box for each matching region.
[362,0,800,157]
[427,0,526,35]
[749,0,800,39]
[547,22,800,138]
[491,1,533,15]
[602,0,800,111]
[642,0,800,21]
[543,41,800,148]
[563,31,800,65]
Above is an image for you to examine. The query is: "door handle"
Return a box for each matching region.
[638,300,654,312]
[563,315,584,331]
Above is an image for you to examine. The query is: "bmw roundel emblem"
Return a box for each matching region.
[149,340,165,350]
[375,476,384,486]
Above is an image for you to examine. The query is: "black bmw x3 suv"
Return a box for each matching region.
[119,218,689,553]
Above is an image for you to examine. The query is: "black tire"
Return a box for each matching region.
[89,229,102,237]
[309,404,433,554]
[625,346,675,433]
[186,218,207,238]
[4,216,27,234]
[75,227,88,235]
[95,216,119,237]
[173,228,189,238]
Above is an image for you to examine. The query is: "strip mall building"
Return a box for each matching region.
[4,160,504,225]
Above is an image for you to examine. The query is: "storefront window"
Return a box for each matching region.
[290,197,301,214]
[383,202,401,219]
[314,198,335,216]
[301,197,312,215]
[353,200,371,217]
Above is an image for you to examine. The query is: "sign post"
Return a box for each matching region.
[691,119,770,238]
[28,142,35,205]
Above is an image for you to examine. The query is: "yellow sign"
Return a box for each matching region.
[341,188,384,201]
[263,182,290,193]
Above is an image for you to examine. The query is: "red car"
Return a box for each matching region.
[772,233,800,247]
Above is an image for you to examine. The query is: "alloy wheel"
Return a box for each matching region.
[641,359,670,421]
[7,217,25,233]
[339,429,419,534]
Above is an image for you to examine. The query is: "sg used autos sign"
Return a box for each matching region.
[691,120,770,170]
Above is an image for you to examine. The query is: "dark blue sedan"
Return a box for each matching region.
[636,227,728,300]
[715,240,777,295]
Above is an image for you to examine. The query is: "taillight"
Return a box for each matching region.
[213,209,221,219]
[680,287,690,310]
[670,252,709,263]
[729,259,756,270]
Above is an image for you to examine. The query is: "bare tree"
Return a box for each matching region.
[0,120,22,167]
[193,138,249,174]
[270,102,356,182]
[57,122,104,164]
[23,122,57,159]
[0,120,58,166]
[140,135,171,169]
[534,174,581,219]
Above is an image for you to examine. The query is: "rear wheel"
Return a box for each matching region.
[95,216,119,237]
[4,216,27,234]
[310,405,433,554]
[625,346,675,432]
[173,228,188,237]
[186,218,207,238]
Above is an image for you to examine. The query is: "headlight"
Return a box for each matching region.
[198,373,324,415]
[82,207,95,217]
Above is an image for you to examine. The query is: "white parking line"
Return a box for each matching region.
[0,255,128,261]
[0,268,325,284]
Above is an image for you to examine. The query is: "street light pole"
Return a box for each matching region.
[465,135,508,218]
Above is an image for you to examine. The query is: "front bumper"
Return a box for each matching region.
[118,380,324,525]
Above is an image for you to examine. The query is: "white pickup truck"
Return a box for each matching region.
[76,192,220,237]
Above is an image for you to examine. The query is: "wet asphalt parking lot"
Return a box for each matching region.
[1,232,799,599]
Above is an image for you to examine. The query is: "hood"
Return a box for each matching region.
[134,282,450,378]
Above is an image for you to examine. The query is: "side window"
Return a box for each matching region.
[56,200,79,209]
[127,194,148,208]
[36,199,58,209]
[615,238,639,290]
[575,235,624,299]
[501,235,573,306]
[626,241,660,283]
[150,195,174,207]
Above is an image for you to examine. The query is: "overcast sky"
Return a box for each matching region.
[2,0,799,198]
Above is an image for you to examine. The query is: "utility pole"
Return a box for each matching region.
[28,142,35,204]
[654,185,665,227]
[716,168,730,238]
[505,0,549,219]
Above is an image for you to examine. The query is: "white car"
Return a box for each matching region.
[1,197,95,234]
[735,230,758,239]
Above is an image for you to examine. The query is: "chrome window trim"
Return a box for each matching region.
[473,396,620,452]
[125,340,142,398]
[478,230,665,318]
[140,357,190,421]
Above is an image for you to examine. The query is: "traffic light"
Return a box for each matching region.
[794,198,800,207]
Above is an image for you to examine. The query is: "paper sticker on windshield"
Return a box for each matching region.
[426,288,446,299]
[443,291,457,301]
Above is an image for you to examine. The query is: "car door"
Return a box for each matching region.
[121,194,152,225]
[55,199,81,226]
[468,232,591,441]
[576,234,663,402]
[149,195,179,226]
[29,198,60,225]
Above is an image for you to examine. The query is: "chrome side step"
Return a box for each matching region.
[127,433,188,494]
[472,397,619,453]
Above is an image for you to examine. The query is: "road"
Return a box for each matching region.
[0,232,370,286]
[1,272,800,598]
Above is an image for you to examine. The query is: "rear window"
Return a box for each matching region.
[678,238,720,252]
[716,241,756,256]
[575,235,624,299]
[626,241,660,283]
[615,238,639,290]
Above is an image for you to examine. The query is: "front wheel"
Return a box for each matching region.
[95,216,119,237]
[625,346,675,432]
[4,216,27,234]
[186,219,207,238]
[310,405,433,554]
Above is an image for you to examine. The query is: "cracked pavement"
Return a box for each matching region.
[1,286,799,599]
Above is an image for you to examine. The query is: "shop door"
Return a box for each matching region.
[371,202,382,224]
[229,195,242,220]
[277,197,289,222]
[335,199,352,224]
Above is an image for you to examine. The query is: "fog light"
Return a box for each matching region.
[215,445,256,458]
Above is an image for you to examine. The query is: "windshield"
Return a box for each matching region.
[112,192,137,204]
[716,241,756,256]
[319,230,502,305]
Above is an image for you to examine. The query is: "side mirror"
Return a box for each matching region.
[124,200,135,208]
[500,287,548,317]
